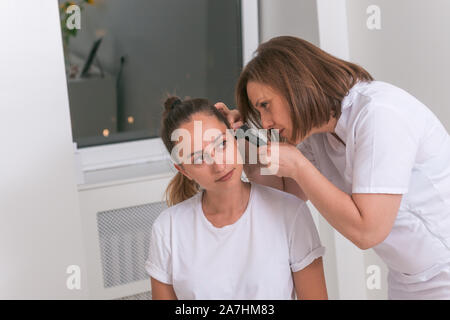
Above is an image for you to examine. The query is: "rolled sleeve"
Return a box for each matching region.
[145,223,172,285]
[289,203,326,272]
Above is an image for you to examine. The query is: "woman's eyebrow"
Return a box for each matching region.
[189,133,225,158]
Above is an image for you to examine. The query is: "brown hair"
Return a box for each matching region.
[160,96,231,206]
[236,36,373,142]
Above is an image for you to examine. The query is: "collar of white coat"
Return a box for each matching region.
[334,80,366,140]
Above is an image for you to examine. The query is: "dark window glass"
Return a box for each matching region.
[59,0,242,147]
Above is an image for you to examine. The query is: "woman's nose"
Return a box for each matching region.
[212,161,226,173]
[211,156,226,173]
[209,148,226,170]
[260,113,274,129]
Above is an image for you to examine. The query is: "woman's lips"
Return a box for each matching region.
[216,168,235,182]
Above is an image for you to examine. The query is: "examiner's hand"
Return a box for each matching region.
[214,102,244,129]
[258,141,307,178]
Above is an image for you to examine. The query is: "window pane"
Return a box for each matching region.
[59,0,242,148]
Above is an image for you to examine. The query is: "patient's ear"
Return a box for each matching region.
[174,164,193,181]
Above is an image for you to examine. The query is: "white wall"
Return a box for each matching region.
[259,0,320,44]
[346,0,450,132]
[0,1,89,298]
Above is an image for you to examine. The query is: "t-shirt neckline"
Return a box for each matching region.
[197,182,254,233]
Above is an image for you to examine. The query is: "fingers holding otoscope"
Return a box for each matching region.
[214,102,243,129]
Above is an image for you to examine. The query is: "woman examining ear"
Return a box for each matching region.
[145,96,327,300]
[215,36,450,299]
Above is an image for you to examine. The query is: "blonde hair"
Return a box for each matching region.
[164,171,200,207]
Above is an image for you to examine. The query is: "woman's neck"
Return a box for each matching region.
[299,116,345,147]
[202,181,251,219]
[300,116,338,140]
[316,116,339,134]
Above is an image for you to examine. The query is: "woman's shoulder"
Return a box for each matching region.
[352,80,403,97]
[251,183,313,234]
[353,80,426,111]
[252,183,309,216]
[152,193,200,232]
[348,80,436,131]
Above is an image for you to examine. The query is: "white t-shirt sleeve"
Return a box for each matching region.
[289,202,326,273]
[145,220,173,284]
[352,105,418,194]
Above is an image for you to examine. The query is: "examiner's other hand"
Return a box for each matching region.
[214,102,244,129]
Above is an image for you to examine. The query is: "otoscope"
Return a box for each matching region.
[233,123,267,147]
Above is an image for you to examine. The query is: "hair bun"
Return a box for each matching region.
[164,96,182,112]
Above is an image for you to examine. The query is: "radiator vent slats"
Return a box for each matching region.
[97,201,167,288]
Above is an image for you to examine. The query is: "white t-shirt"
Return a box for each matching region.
[298,80,450,299]
[145,182,325,300]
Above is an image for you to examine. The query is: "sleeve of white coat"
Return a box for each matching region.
[289,202,326,272]
[352,105,418,194]
[145,219,173,284]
